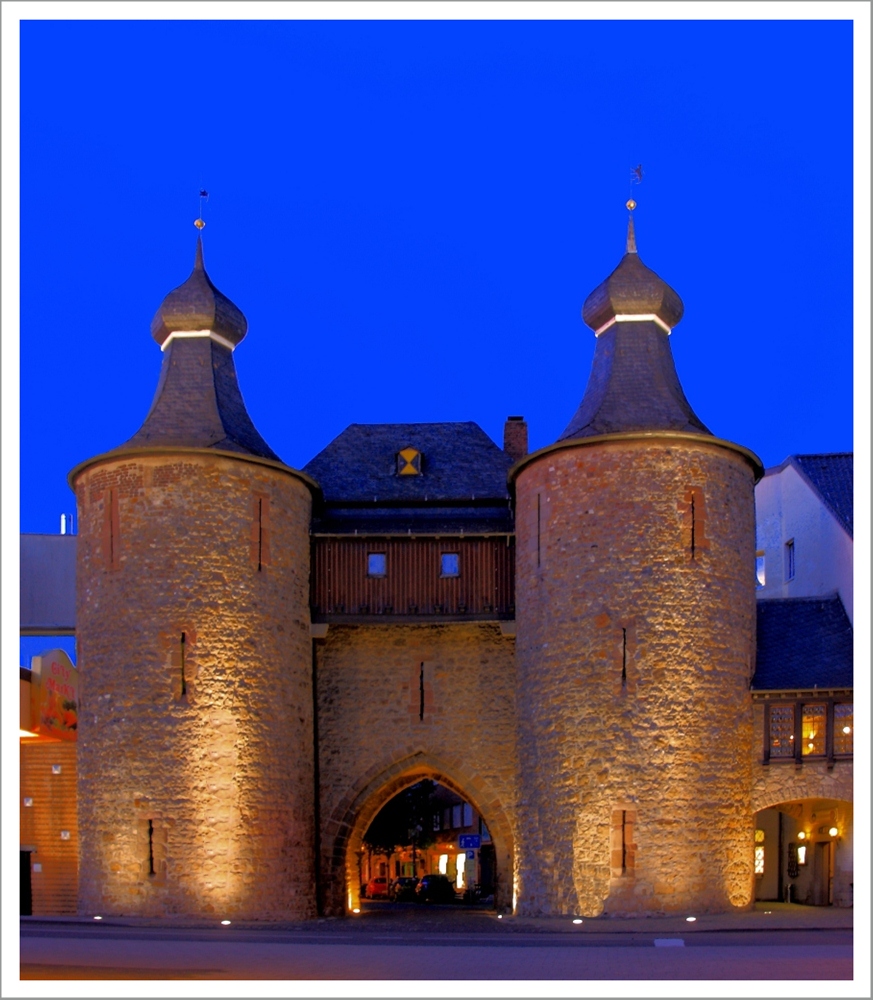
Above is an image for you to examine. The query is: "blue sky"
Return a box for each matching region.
[17,16,856,538]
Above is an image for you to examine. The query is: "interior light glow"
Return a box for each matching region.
[352,907,360,914]
[686,917,696,922]
[797,831,806,840]
[456,852,466,890]
[828,827,839,837]
[764,910,772,914]
[220,920,231,925]
[438,854,449,875]
[843,726,851,734]
[497,914,502,919]
[797,845,807,865]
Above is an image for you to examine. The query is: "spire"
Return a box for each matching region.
[557,207,709,443]
[120,241,281,461]
[626,203,637,254]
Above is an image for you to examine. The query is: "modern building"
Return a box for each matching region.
[21,207,853,919]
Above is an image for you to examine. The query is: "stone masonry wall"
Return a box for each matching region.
[315,622,518,914]
[74,452,315,920]
[514,437,758,916]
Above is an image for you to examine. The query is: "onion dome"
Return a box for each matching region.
[120,238,280,461]
[581,215,684,335]
[150,237,248,350]
[558,211,709,442]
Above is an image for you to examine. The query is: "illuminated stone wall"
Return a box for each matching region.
[315,622,518,914]
[73,452,315,920]
[514,437,757,916]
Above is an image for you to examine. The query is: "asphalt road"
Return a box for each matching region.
[19,916,853,983]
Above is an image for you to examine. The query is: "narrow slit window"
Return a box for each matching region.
[755,551,766,588]
[621,628,627,689]
[785,539,795,581]
[179,632,187,698]
[419,662,425,721]
[257,498,263,572]
[147,819,155,876]
[536,494,541,567]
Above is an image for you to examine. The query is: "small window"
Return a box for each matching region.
[785,539,795,581]
[801,703,826,756]
[462,803,473,827]
[452,804,462,828]
[768,704,795,758]
[367,553,387,577]
[755,552,766,588]
[440,553,460,578]
[754,845,765,876]
[834,703,853,755]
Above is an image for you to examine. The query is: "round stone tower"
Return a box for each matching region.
[71,238,319,920]
[512,209,763,917]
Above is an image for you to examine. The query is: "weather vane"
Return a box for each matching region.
[195,187,209,230]
[627,164,643,211]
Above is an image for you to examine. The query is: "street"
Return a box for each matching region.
[17,903,854,988]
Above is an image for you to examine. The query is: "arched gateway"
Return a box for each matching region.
[320,752,516,915]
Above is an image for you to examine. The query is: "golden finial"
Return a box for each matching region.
[626,199,637,211]
[194,187,209,230]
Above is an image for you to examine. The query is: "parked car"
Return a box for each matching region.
[389,876,419,901]
[364,876,389,898]
[415,873,457,903]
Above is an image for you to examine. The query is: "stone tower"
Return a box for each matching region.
[512,210,762,916]
[70,238,319,920]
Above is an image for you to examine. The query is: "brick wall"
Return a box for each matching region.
[20,741,78,915]
[73,451,316,920]
[514,437,758,916]
[314,622,518,914]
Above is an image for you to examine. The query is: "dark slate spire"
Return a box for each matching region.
[558,210,710,442]
[121,239,281,460]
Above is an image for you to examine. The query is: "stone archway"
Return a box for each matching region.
[319,751,516,916]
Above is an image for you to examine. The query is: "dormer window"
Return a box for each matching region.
[397,447,422,476]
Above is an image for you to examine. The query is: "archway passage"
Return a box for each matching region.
[754,798,852,908]
[358,779,496,907]
[320,754,515,917]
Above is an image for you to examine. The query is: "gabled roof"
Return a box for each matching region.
[791,453,853,538]
[752,596,853,691]
[304,423,513,503]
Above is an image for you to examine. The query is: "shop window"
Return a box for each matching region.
[834,703,853,755]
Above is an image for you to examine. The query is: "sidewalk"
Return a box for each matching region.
[21,901,853,937]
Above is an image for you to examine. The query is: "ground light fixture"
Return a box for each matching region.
[352,908,360,914]
[497,914,502,919]
[221,920,231,926]
[572,919,583,924]
[93,916,102,921]
[686,917,697,922]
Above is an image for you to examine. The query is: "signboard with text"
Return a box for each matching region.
[30,649,78,741]
[458,835,480,850]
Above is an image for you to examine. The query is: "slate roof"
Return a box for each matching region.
[752,596,853,691]
[791,454,853,538]
[305,423,514,535]
[560,219,710,442]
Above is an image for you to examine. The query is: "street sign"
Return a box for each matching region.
[458,835,481,849]
[466,850,475,860]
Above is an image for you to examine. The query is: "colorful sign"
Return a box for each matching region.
[458,834,481,849]
[30,649,78,741]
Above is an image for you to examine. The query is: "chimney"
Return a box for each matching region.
[503,416,528,464]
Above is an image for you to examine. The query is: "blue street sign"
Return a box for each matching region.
[458,834,481,849]
[466,850,476,860]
